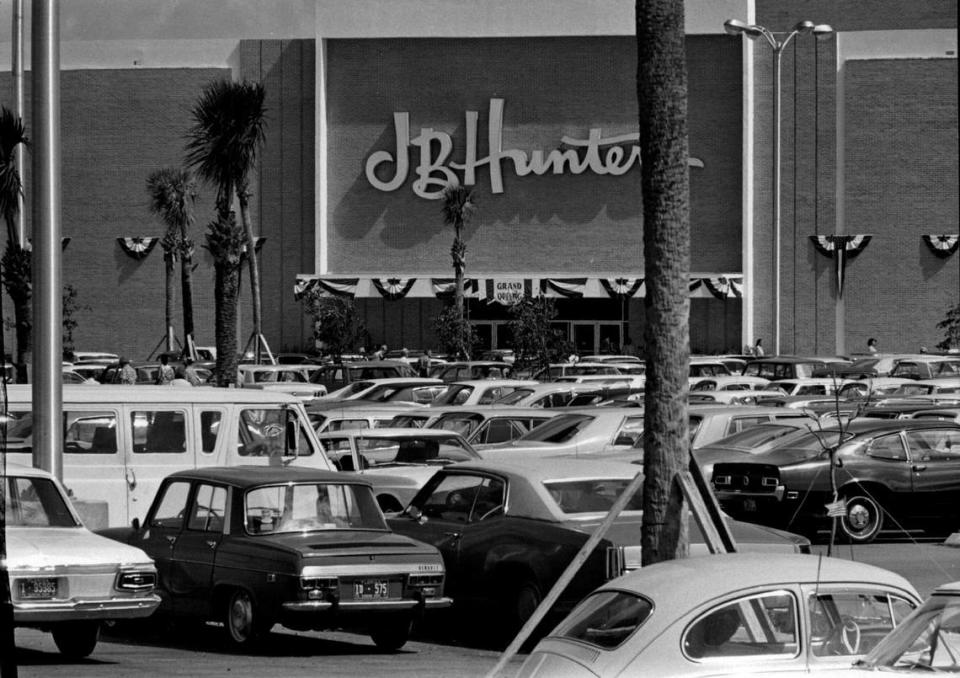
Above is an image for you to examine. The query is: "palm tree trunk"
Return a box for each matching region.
[237,190,263,361]
[180,240,195,345]
[637,0,691,566]
[163,249,175,351]
[214,261,241,386]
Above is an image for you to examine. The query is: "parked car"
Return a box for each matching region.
[426,406,559,447]
[237,364,328,401]
[389,459,813,643]
[688,357,733,382]
[529,362,623,381]
[68,350,119,364]
[812,354,920,379]
[771,377,846,396]
[909,406,960,423]
[837,377,916,400]
[315,428,481,512]
[518,553,920,677]
[5,462,160,658]
[318,376,444,402]
[689,405,816,450]
[97,466,451,650]
[848,579,960,673]
[306,404,425,433]
[310,360,418,392]
[692,423,813,479]
[690,375,772,392]
[352,379,448,405]
[889,356,960,380]
[481,408,645,461]
[493,382,618,408]
[713,419,960,542]
[892,377,960,396]
[430,379,539,406]
[743,357,829,380]
[430,361,515,382]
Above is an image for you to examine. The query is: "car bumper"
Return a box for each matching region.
[282,597,452,613]
[14,595,161,623]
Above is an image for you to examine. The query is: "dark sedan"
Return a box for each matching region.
[712,419,960,543]
[99,466,450,651]
[388,458,810,643]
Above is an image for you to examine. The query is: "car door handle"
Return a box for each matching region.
[206,540,218,550]
[165,535,177,546]
[912,464,927,472]
[126,468,137,489]
[443,531,461,540]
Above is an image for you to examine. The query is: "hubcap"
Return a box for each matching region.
[230,594,253,640]
[847,503,872,531]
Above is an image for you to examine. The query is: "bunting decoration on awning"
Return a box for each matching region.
[810,234,872,297]
[372,277,417,300]
[703,276,743,299]
[540,278,588,298]
[431,278,480,299]
[689,278,704,294]
[600,278,644,298]
[117,236,159,260]
[922,235,959,258]
[293,277,359,300]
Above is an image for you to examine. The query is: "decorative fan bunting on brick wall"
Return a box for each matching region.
[810,234,872,297]
[293,277,358,300]
[431,278,480,298]
[922,235,959,258]
[540,278,588,298]
[600,278,644,298]
[703,276,743,299]
[372,277,416,300]
[117,236,158,259]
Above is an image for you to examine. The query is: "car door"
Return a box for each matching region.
[169,482,229,617]
[904,428,960,517]
[139,479,194,602]
[125,405,194,524]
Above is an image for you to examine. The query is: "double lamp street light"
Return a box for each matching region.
[724,18,834,356]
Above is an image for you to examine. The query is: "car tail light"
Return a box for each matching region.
[115,570,157,592]
[714,475,732,486]
[408,573,444,599]
[301,576,339,600]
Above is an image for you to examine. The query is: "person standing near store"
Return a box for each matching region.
[417,349,432,377]
[867,337,879,354]
[118,356,137,385]
[155,354,175,385]
[373,344,387,360]
[753,338,765,357]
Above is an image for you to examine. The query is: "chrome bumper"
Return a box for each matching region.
[283,597,452,613]
[14,595,161,623]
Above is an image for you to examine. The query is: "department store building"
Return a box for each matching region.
[0,0,956,357]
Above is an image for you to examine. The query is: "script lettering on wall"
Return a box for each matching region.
[366,98,704,200]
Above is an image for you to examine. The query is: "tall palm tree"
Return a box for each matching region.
[0,106,31,374]
[637,0,692,565]
[441,181,476,357]
[185,80,268,361]
[146,167,198,353]
[205,210,245,386]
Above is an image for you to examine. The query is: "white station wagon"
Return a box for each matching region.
[3,463,160,658]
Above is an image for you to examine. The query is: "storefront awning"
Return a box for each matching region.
[294,274,743,302]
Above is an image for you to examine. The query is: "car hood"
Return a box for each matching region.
[255,529,439,556]
[5,526,154,570]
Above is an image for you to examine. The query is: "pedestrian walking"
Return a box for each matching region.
[118,356,137,385]
[373,344,387,360]
[155,354,175,385]
[417,349,432,377]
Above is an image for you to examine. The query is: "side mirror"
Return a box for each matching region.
[131,517,141,531]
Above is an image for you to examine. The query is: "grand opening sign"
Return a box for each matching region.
[365,98,703,200]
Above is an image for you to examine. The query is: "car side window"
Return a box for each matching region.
[150,480,192,530]
[810,591,916,657]
[906,430,960,462]
[188,483,227,533]
[131,409,187,454]
[867,434,908,461]
[726,416,768,436]
[683,590,799,659]
[421,474,485,523]
[64,411,118,454]
[478,419,517,445]
[470,478,506,522]
[200,410,222,454]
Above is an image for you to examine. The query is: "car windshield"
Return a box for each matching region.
[543,478,643,514]
[244,482,386,534]
[515,414,595,443]
[432,385,474,405]
[494,388,536,405]
[3,476,79,527]
[430,413,484,436]
[858,593,960,670]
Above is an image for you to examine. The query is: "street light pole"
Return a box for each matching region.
[725,19,833,356]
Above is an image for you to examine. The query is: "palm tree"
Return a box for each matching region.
[0,106,31,375]
[185,80,268,362]
[440,181,476,358]
[637,0,692,565]
[146,167,198,353]
[205,210,245,386]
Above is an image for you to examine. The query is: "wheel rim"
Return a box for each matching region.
[843,497,880,538]
[228,591,254,642]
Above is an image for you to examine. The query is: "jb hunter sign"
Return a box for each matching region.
[365,98,703,200]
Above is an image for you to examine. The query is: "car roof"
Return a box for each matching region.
[443,379,538,388]
[746,356,825,364]
[687,404,809,416]
[166,465,359,487]
[448,456,642,482]
[3,384,300,404]
[830,418,960,434]
[315,427,469,439]
[607,553,916,608]
[933,581,960,595]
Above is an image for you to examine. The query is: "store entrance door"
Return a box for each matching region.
[598,323,624,354]
[572,323,596,355]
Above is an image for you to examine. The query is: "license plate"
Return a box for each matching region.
[18,578,58,600]
[743,499,758,512]
[349,579,397,600]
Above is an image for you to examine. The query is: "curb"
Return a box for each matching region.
[945,533,960,548]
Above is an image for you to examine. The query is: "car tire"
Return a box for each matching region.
[52,621,101,659]
[500,578,542,641]
[223,588,266,648]
[370,617,412,651]
[840,493,884,544]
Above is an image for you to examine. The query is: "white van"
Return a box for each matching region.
[1,385,333,529]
